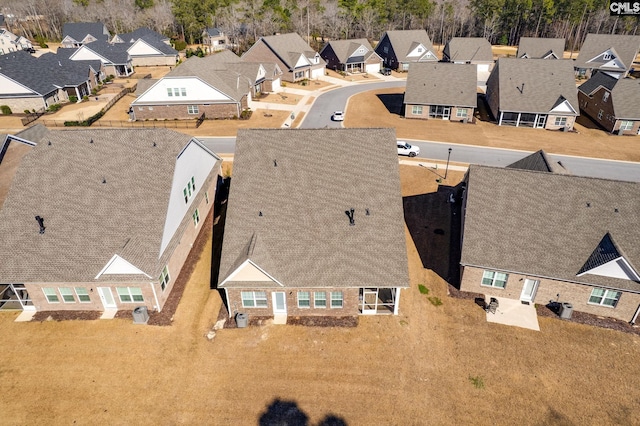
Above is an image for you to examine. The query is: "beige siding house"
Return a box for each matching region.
[486,58,579,130]
[460,163,640,324]
[404,62,477,122]
[375,30,438,71]
[516,37,566,59]
[319,39,382,74]
[573,33,640,79]
[218,128,410,323]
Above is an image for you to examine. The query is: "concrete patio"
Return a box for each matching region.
[485,296,540,331]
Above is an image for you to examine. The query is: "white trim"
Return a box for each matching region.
[94,254,152,279]
[150,281,161,312]
[219,259,284,287]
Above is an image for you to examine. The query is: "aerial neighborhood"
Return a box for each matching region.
[1,2,640,423]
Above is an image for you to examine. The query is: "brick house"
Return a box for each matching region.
[375,30,438,71]
[404,62,477,122]
[218,128,410,323]
[577,72,640,136]
[0,126,222,314]
[573,33,640,79]
[459,163,640,324]
[110,28,178,67]
[486,58,579,130]
[319,38,382,74]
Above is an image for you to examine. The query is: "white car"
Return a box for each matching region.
[332,111,344,121]
[397,141,420,157]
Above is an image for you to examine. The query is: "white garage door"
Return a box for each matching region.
[311,67,325,79]
[271,78,281,93]
[477,63,490,72]
[365,63,381,74]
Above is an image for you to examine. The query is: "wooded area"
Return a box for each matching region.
[2,0,638,53]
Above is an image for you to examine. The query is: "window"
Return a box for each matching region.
[588,288,621,307]
[173,88,180,96]
[187,105,199,114]
[160,266,170,291]
[191,176,196,192]
[598,109,603,120]
[183,176,195,203]
[603,53,612,60]
[481,270,508,289]
[167,88,173,97]
[456,109,468,118]
[330,291,343,308]
[554,117,567,126]
[241,291,268,308]
[75,287,91,303]
[314,292,326,308]
[417,47,423,53]
[297,291,310,308]
[148,106,153,111]
[619,121,633,131]
[43,288,59,303]
[181,88,187,96]
[192,209,200,227]
[412,105,423,115]
[117,287,144,303]
[59,287,75,303]
[602,92,609,102]
[383,46,388,53]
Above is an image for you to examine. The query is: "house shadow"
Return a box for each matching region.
[258,398,347,426]
[575,113,603,130]
[376,93,405,116]
[211,175,230,290]
[403,182,464,287]
[475,93,494,122]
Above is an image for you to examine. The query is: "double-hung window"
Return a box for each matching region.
[117,287,144,303]
[192,209,200,227]
[619,121,633,131]
[183,176,195,203]
[456,109,468,118]
[160,266,170,291]
[59,287,75,303]
[241,291,268,308]
[75,287,91,302]
[297,291,310,308]
[481,270,508,289]
[554,117,567,127]
[588,288,621,307]
[330,291,343,308]
[412,105,423,115]
[43,288,59,303]
[314,292,326,308]
[187,105,199,114]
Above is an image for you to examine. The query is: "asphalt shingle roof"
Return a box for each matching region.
[115,27,168,43]
[516,37,566,59]
[444,37,493,62]
[79,40,131,64]
[404,62,477,107]
[574,33,640,72]
[379,30,436,62]
[321,39,379,64]
[506,149,569,174]
[0,127,200,283]
[62,22,109,43]
[219,128,410,290]
[488,58,579,114]
[255,33,322,69]
[578,73,640,120]
[461,165,640,292]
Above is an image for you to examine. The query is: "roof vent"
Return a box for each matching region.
[365,208,370,216]
[102,177,106,184]
[345,208,355,226]
[517,83,524,94]
[47,140,51,146]
[153,142,157,147]
[273,159,277,167]
[614,208,619,213]
[35,215,45,234]
[259,211,263,217]
[89,139,93,144]
[586,202,591,207]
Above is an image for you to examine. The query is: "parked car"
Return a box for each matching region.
[380,68,392,76]
[332,111,344,121]
[24,47,36,54]
[397,141,420,157]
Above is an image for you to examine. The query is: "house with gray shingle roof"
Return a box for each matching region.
[516,37,566,59]
[218,128,410,321]
[485,58,579,130]
[110,28,178,66]
[460,163,640,324]
[443,37,493,70]
[578,72,640,136]
[0,28,33,54]
[506,149,570,174]
[130,54,253,120]
[63,41,133,77]
[111,27,169,45]
[573,33,640,79]
[241,33,325,83]
[375,30,438,71]
[61,22,110,48]
[319,38,382,74]
[404,63,477,122]
[202,27,229,52]
[0,125,222,314]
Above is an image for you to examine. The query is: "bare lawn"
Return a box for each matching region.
[1,165,639,424]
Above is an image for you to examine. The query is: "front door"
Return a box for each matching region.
[361,288,378,315]
[535,115,546,128]
[520,279,539,303]
[442,106,451,120]
[97,287,117,309]
[272,292,286,315]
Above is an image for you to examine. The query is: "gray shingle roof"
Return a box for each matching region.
[516,37,566,59]
[62,22,109,43]
[129,36,177,56]
[488,58,578,114]
[0,128,207,283]
[380,30,437,62]
[577,71,617,95]
[444,37,493,62]
[79,40,131,64]
[204,28,223,37]
[321,38,379,64]
[578,73,640,120]
[506,149,569,174]
[219,128,410,290]
[404,62,477,107]
[254,33,322,69]
[461,165,640,292]
[114,27,168,44]
[574,33,640,72]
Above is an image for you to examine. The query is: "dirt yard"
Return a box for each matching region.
[1,165,639,425]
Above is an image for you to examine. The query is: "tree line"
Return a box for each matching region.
[2,0,638,53]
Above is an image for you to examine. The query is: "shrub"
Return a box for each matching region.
[24,109,31,114]
[47,104,62,112]
[91,88,98,95]
[468,376,485,389]
[173,40,187,51]
[1,105,12,115]
[35,35,48,48]
[240,109,252,120]
[82,95,88,101]
[428,296,443,306]
[418,284,429,295]
[69,96,78,103]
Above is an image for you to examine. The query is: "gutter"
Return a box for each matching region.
[150,281,161,312]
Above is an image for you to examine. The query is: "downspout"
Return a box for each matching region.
[394,287,401,315]
[631,304,640,325]
[224,288,231,317]
[150,281,161,312]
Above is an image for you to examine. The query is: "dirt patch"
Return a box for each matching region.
[32,311,102,321]
[325,69,382,82]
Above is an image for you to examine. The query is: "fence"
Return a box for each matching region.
[40,119,201,129]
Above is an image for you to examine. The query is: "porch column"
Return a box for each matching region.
[75,87,81,101]
[498,111,503,126]
[516,113,521,127]
[394,288,401,315]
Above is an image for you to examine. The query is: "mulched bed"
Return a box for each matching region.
[216,304,358,328]
[34,209,214,325]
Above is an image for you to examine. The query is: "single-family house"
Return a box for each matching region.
[218,128,410,322]
[505,149,570,174]
[110,28,178,66]
[0,28,33,54]
[443,37,493,71]
[516,37,565,59]
[62,41,134,77]
[375,30,438,71]
[111,27,170,45]
[459,163,640,324]
[578,72,640,136]
[0,125,222,314]
[404,62,477,122]
[319,38,382,74]
[61,22,110,48]
[202,27,229,52]
[573,33,640,79]
[130,55,252,120]
[485,58,579,130]
[241,33,325,83]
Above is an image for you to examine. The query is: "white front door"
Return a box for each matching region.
[442,106,451,120]
[535,115,547,128]
[520,279,539,303]
[272,292,286,315]
[361,288,378,315]
[97,287,117,309]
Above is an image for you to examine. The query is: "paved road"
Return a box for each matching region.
[199,136,640,182]
[299,81,406,128]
